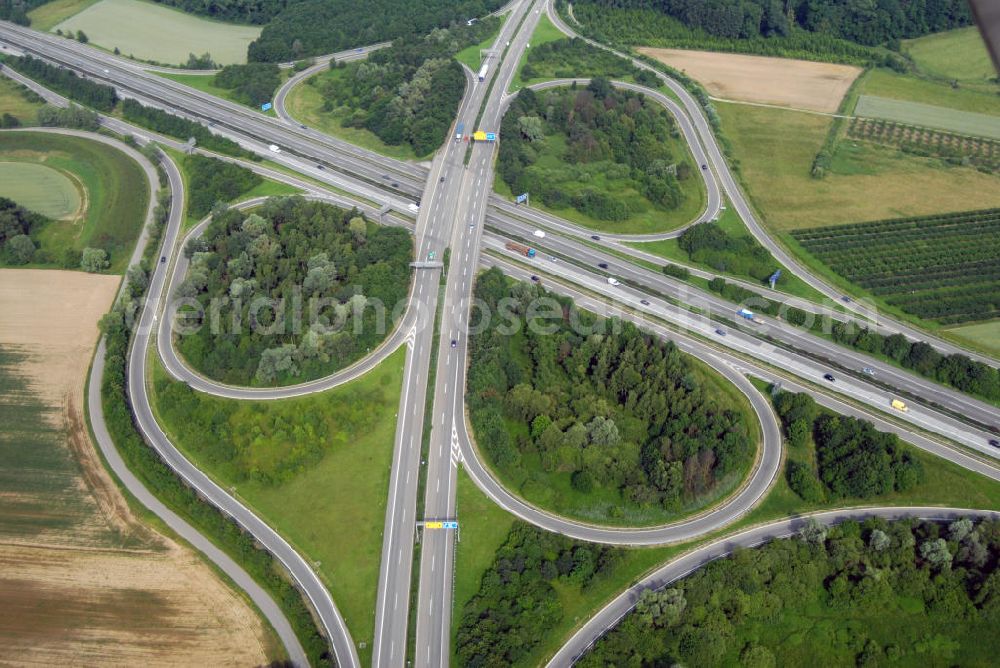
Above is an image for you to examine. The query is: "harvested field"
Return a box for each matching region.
[637,47,861,112]
[0,268,279,664]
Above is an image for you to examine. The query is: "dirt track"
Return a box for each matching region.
[638,48,862,113]
[0,269,278,664]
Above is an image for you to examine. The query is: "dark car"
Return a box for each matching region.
[160,256,166,263]
[300,124,307,129]
[841,295,852,303]
[598,262,608,269]
[451,339,457,348]
[640,299,650,306]
[823,373,836,382]
[391,182,399,188]
[382,175,390,180]
[530,275,539,282]
[591,235,600,241]
[316,164,325,170]
[701,164,708,170]
[715,328,726,336]
[439,176,445,182]
[989,439,999,448]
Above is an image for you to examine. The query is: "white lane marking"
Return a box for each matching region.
[432,555,436,572]
[394,593,398,610]
[436,478,440,493]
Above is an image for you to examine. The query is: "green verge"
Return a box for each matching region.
[456,14,507,72]
[154,70,288,116]
[0,131,147,273]
[0,75,45,125]
[26,0,101,31]
[509,11,567,91]
[149,346,407,667]
[283,68,424,162]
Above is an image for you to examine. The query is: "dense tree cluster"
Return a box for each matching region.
[574,0,970,47]
[499,80,690,223]
[581,516,1000,666]
[1,56,118,111]
[774,391,924,502]
[175,196,412,386]
[467,268,753,520]
[120,99,256,159]
[0,0,47,25]
[36,104,101,130]
[247,0,504,62]
[457,522,623,666]
[0,197,47,265]
[312,19,497,156]
[678,221,780,284]
[518,36,643,82]
[184,154,263,218]
[151,0,286,24]
[213,62,281,107]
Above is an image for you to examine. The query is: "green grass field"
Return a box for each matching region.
[52,0,260,66]
[903,26,996,83]
[715,101,1000,231]
[510,11,566,91]
[855,94,1000,140]
[944,320,1000,358]
[151,346,406,667]
[26,0,101,31]
[857,68,1000,116]
[0,162,81,218]
[284,71,423,161]
[0,76,45,125]
[0,132,148,272]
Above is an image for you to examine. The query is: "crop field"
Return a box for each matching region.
[0,131,148,272]
[638,47,860,113]
[0,162,82,218]
[0,268,279,664]
[792,208,1000,324]
[26,0,101,31]
[903,26,995,83]
[52,0,260,66]
[855,94,1000,140]
[847,117,1000,172]
[857,69,1000,116]
[715,102,1000,230]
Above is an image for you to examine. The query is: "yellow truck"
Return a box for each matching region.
[891,399,908,412]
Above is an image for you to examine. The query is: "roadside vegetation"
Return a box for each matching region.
[498,79,704,234]
[467,269,756,526]
[151,347,405,666]
[293,17,498,158]
[513,36,656,90]
[580,516,1000,666]
[792,208,1000,325]
[175,196,412,386]
[120,100,256,159]
[182,154,262,218]
[159,62,285,111]
[0,75,46,127]
[0,131,147,272]
[0,55,117,111]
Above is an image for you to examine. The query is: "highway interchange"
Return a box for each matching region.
[3,1,999,666]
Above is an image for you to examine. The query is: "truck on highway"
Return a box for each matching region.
[736,308,757,322]
[891,399,908,413]
[505,242,536,258]
[477,63,488,81]
[455,121,464,141]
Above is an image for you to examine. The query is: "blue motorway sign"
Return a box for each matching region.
[442,521,459,529]
[485,132,496,142]
[261,102,273,112]
[515,193,528,204]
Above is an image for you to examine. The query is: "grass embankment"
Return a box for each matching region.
[155,69,289,116]
[902,26,999,90]
[945,321,1000,358]
[0,131,147,273]
[626,205,829,304]
[51,0,260,66]
[150,346,406,666]
[284,68,423,161]
[509,11,568,91]
[0,76,45,124]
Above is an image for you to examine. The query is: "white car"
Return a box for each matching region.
[268,144,281,153]
[408,203,420,213]
[607,277,621,286]
[533,229,546,239]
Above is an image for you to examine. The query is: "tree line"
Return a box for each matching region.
[457,522,624,666]
[312,18,497,156]
[467,268,754,522]
[580,516,1000,666]
[499,79,690,223]
[678,221,781,285]
[247,0,505,62]
[120,99,256,159]
[175,196,412,386]
[574,0,970,47]
[1,55,118,111]
[213,62,282,108]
